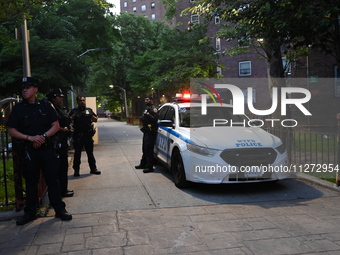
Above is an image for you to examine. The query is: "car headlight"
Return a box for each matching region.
[275,143,286,154]
[187,143,219,157]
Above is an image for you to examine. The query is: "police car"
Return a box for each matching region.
[154,96,289,188]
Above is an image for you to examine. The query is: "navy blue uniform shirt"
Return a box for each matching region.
[6,98,58,136]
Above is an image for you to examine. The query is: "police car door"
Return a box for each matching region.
[156,106,174,164]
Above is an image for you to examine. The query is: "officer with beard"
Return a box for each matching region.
[69,96,100,176]
[135,96,159,173]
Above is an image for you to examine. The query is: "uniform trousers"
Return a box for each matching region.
[56,138,69,194]
[23,146,66,216]
[72,133,97,172]
[141,132,157,167]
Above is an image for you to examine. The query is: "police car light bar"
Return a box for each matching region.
[172,93,201,102]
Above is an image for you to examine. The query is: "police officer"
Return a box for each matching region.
[69,96,100,176]
[135,96,159,173]
[6,77,72,225]
[46,88,74,197]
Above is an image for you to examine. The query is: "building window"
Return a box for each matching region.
[239,61,251,76]
[132,6,136,12]
[132,0,136,2]
[151,13,156,20]
[335,65,340,97]
[123,2,127,7]
[216,37,221,51]
[191,14,199,24]
[151,2,155,8]
[242,89,256,103]
[216,67,222,75]
[214,16,220,24]
[141,4,146,11]
[282,57,291,75]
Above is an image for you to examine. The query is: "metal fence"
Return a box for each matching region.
[0,127,15,207]
[265,127,339,181]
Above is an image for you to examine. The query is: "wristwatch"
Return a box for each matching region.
[42,133,47,139]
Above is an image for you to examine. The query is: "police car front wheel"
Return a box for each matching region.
[171,149,189,188]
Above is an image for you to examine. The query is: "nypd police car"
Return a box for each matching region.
[154,98,289,188]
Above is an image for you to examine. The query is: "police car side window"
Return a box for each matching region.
[158,106,169,120]
[164,107,175,121]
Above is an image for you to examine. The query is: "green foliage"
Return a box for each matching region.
[170,0,340,78]
[0,158,15,207]
[0,0,113,98]
[86,12,219,113]
[0,0,57,25]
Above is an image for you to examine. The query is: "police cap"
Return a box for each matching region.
[21,77,39,87]
[46,88,64,98]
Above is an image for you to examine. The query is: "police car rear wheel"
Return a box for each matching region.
[171,149,188,188]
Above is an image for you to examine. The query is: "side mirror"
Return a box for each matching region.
[248,120,263,127]
[159,120,174,128]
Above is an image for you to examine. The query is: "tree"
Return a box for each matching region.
[128,24,220,93]
[0,0,113,97]
[87,12,220,113]
[0,0,56,25]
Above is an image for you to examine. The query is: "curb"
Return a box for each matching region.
[292,172,340,192]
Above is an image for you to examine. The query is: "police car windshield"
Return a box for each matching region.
[179,106,248,127]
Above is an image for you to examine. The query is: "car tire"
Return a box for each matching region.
[171,149,189,188]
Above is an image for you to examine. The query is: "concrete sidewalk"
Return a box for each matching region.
[2,119,340,255]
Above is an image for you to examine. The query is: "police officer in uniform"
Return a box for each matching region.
[135,96,159,173]
[47,88,74,197]
[69,96,100,176]
[6,77,72,225]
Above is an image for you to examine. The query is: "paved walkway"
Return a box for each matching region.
[1,119,340,255]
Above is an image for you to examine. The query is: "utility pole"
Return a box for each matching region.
[15,17,31,77]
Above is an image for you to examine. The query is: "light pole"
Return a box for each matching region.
[69,48,108,108]
[77,48,107,58]
[109,85,129,119]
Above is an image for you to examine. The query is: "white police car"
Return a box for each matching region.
[155,99,289,188]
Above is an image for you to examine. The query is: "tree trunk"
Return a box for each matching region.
[263,37,287,121]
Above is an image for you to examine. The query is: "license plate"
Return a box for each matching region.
[244,166,263,177]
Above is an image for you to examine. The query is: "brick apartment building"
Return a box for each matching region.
[121,0,339,132]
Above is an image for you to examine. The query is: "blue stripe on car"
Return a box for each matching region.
[159,126,194,144]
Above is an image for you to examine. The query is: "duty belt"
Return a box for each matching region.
[74,131,92,137]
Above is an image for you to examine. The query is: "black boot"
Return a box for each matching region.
[143,165,154,173]
[90,169,101,175]
[135,164,146,169]
[62,190,74,197]
[16,214,37,226]
[55,210,72,221]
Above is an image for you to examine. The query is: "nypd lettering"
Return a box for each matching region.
[157,135,168,152]
[236,139,262,148]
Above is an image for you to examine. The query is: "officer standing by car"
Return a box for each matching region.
[6,77,72,225]
[135,95,159,173]
[69,96,101,177]
[46,88,74,197]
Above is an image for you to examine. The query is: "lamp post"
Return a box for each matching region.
[69,48,108,108]
[77,48,107,58]
[109,85,129,119]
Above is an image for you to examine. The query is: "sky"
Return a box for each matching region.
[108,0,120,14]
